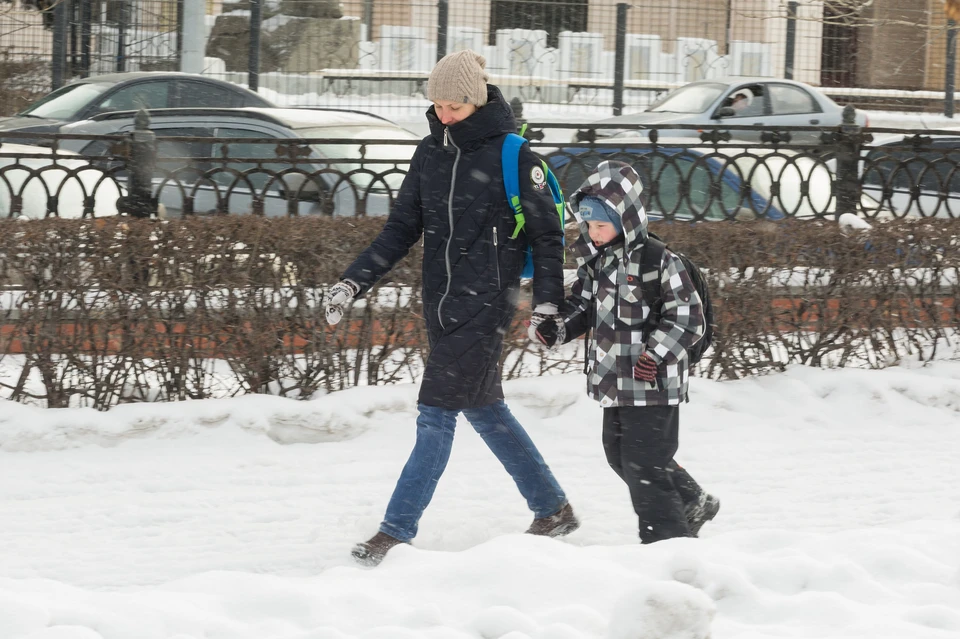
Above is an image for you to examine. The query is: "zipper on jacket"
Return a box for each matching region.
[492,226,501,290]
[437,126,460,329]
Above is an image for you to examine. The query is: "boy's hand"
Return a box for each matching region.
[526,303,558,342]
[633,352,659,382]
[324,280,360,325]
[534,317,565,348]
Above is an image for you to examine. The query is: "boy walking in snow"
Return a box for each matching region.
[530,160,719,543]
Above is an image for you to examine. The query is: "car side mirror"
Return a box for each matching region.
[716,107,736,118]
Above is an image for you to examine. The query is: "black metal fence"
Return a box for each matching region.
[4,109,960,220]
[4,0,957,118]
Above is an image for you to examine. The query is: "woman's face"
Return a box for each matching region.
[433,100,477,125]
[587,220,620,247]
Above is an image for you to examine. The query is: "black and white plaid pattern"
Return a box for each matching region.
[560,161,704,407]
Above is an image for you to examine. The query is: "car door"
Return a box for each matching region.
[83,81,173,118]
[648,153,743,220]
[765,83,824,144]
[149,125,215,217]
[863,137,960,218]
[712,83,770,142]
[73,122,213,217]
[209,125,335,217]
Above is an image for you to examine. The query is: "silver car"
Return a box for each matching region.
[58,107,420,217]
[578,78,868,145]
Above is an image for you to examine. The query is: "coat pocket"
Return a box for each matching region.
[618,272,646,326]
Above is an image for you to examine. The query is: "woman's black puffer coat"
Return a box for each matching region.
[341,85,564,410]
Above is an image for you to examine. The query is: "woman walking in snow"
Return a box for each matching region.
[324,50,578,566]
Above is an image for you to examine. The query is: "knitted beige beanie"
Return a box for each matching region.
[427,50,489,107]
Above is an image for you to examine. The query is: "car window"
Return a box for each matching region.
[648,83,726,114]
[19,82,112,119]
[96,82,171,113]
[77,126,212,182]
[769,84,819,115]
[212,127,288,191]
[175,81,243,108]
[719,84,766,118]
[299,125,415,192]
[78,138,117,157]
[152,127,214,184]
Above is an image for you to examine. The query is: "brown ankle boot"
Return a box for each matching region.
[351,531,407,567]
[525,503,580,537]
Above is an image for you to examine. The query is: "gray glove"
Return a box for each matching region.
[324,279,360,325]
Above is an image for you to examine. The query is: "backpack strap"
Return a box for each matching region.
[501,133,527,240]
[639,235,667,339]
[543,161,565,220]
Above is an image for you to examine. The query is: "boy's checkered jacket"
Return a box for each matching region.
[559,161,705,407]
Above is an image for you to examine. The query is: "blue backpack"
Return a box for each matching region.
[501,132,565,279]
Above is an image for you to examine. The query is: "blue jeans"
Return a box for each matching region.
[379,400,568,542]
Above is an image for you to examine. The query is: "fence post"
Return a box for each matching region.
[122,110,158,219]
[784,1,798,80]
[833,105,866,220]
[613,3,628,116]
[248,0,263,91]
[51,0,69,89]
[116,0,128,73]
[181,0,206,74]
[176,0,185,67]
[947,20,957,118]
[363,0,374,41]
[80,0,92,77]
[436,0,449,62]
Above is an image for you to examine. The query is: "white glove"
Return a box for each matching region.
[526,303,558,343]
[325,279,360,325]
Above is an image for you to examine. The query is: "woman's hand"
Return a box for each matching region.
[324,280,360,325]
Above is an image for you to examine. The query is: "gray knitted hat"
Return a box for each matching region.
[427,50,489,107]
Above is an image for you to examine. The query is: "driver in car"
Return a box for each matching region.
[728,90,752,113]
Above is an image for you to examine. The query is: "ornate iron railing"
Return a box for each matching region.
[3,107,960,220]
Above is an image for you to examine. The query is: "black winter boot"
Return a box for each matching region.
[685,493,721,537]
[351,531,407,567]
[525,503,580,537]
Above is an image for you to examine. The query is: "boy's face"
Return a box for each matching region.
[587,220,619,247]
[433,100,477,125]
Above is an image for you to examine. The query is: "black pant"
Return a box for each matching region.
[602,405,698,543]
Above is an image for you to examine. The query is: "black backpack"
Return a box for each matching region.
[639,231,715,365]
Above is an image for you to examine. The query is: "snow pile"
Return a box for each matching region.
[1,363,959,638]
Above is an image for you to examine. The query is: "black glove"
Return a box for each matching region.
[535,317,565,348]
[633,352,659,382]
[526,303,558,342]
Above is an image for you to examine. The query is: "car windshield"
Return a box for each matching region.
[18,82,111,119]
[298,125,418,190]
[648,83,727,114]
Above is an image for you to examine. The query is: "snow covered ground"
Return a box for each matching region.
[1,361,959,638]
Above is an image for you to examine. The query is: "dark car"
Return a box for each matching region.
[0,73,274,136]
[859,133,960,218]
[58,107,419,217]
[546,140,880,221]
